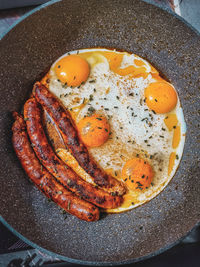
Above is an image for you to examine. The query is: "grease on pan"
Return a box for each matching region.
[43,48,186,213]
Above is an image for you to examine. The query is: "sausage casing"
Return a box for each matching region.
[34,82,126,196]
[12,112,99,221]
[24,99,123,209]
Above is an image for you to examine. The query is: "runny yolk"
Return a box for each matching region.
[172,125,181,149]
[55,55,90,87]
[145,82,177,114]
[164,113,178,131]
[134,57,159,74]
[134,59,145,66]
[115,66,147,76]
[168,152,176,175]
[77,113,110,147]
[101,52,147,78]
[122,158,154,191]
[101,52,123,71]
[164,113,181,148]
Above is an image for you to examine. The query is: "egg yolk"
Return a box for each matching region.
[164,113,178,131]
[145,82,177,114]
[172,125,181,149]
[55,55,90,87]
[77,114,110,147]
[134,59,145,67]
[101,52,123,71]
[122,158,154,191]
[168,152,176,175]
[101,52,147,78]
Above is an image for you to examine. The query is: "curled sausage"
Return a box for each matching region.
[24,98,123,209]
[34,82,126,196]
[12,112,99,221]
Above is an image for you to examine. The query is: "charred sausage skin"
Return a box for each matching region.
[12,112,99,221]
[24,98,123,209]
[34,82,126,196]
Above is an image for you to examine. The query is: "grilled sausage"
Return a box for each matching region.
[12,112,99,222]
[34,82,126,196]
[24,98,123,208]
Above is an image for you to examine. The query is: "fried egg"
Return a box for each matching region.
[45,48,186,213]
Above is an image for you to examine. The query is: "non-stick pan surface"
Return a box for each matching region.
[0,0,199,265]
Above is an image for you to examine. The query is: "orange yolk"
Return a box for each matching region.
[102,52,147,78]
[168,152,176,175]
[164,114,180,148]
[164,113,178,131]
[122,158,154,191]
[134,59,145,67]
[55,55,90,87]
[77,114,110,147]
[101,52,123,71]
[145,82,177,114]
[115,66,147,77]
[172,125,181,149]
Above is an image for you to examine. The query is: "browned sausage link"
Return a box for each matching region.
[12,112,99,222]
[34,82,126,196]
[24,99,123,208]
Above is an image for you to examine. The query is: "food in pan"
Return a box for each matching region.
[44,48,186,212]
[34,83,125,196]
[24,97,123,209]
[12,48,186,220]
[12,112,99,222]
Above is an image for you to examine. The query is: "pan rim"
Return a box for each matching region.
[0,0,199,265]
[0,0,199,42]
[1,216,200,266]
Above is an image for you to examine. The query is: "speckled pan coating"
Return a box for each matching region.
[0,0,199,265]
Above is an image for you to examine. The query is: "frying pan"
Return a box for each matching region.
[0,0,200,265]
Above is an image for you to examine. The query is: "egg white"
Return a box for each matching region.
[48,48,186,212]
